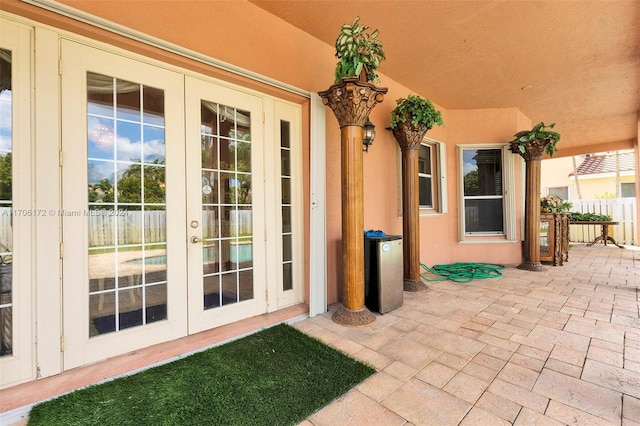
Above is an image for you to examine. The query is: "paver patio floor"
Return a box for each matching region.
[296,243,640,426]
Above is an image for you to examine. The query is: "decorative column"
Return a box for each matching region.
[510,139,550,271]
[319,77,387,326]
[392,122,430,291]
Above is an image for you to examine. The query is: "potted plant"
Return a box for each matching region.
[334,16,385,83]
[510,122,561,157]
[390,95,442,292]
[540,194,572,213]
[390,95,443,146]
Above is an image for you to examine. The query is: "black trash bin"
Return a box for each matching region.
[364,234,403,314]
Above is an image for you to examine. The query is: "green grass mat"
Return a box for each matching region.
[28,324,375,426]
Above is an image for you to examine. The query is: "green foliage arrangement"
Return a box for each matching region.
[511,122,561,156]
[88,160,165,209]
[569,212,612,222]
[0,153,12,201]
[334,16,385,83]
[390,95,443,130]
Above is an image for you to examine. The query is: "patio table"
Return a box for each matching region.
[569,221,623,248]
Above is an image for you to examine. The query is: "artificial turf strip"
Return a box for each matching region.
[28,324,375,426]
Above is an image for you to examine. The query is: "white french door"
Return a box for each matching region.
[61,40,188,368]
[184,77,266,333]
[60,41,302,369]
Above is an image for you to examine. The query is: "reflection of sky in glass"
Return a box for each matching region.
[88,160,115,184]
[463,150,478,175]
[88,99,113,117]
[143,126,165,162]
[0,91,12,151]
[88,116,165,164]
[117,121,141,162]
[143,110,164,127]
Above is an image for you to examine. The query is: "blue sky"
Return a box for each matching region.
[0,91,12,151]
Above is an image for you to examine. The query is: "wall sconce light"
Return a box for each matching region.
[363,117,376,152]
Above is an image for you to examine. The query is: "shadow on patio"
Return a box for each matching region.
[295,243,640,425]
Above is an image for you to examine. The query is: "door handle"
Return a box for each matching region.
[190,236,202,244]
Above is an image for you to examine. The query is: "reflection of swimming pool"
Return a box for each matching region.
[126,255,166,265]
[231,242,252,263]
[124,245,251,265]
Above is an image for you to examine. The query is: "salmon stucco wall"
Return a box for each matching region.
[415,108,529,267]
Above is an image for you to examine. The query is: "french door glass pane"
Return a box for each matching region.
[0,49,12,356]
[87,72,167,337]
[280,121,293,291]
[200,101,253,310]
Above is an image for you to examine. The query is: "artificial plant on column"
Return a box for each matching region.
[319,17,387,326]
[390,95,443,291]
[509,122,560,271]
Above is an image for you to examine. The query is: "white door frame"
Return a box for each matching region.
[0,19,35,388]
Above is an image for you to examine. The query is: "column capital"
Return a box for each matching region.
[319,78,387,128]
[510,138,553,161]
[392,121,431,151]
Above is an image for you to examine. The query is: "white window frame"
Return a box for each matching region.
[396,137,447,217]
[547,186,569,200]
[621,182,636,198]
[457,144,516,242]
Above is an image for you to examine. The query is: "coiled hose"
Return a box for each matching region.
[420,262,505,284]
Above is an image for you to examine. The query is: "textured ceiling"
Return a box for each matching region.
[250,0,639,154]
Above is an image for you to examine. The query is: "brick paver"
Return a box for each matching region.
[297,243,640,425]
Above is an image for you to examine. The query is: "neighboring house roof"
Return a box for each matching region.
[571,152,636,176]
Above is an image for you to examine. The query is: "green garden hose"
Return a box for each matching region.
[420,262,505,284]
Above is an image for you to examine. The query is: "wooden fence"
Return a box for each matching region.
[0,209,253,249]
[569,198,637,246]
[88,210,253,246]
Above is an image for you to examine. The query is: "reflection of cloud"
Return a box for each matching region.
[117,136,141,158]
[117,137,165,161]
[88,161,115,184]
[0,97,11,133]
[142,139,164,160]
[88,116,114,149]
[463,163,477,175]
[88,117,164,161]
[463,151,478,175]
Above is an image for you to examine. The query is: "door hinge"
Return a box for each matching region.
[58,59,62,76]
[59,243,64,259]
[59,150,63,167]
[60,335,64,352]
[265,289,268,302]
